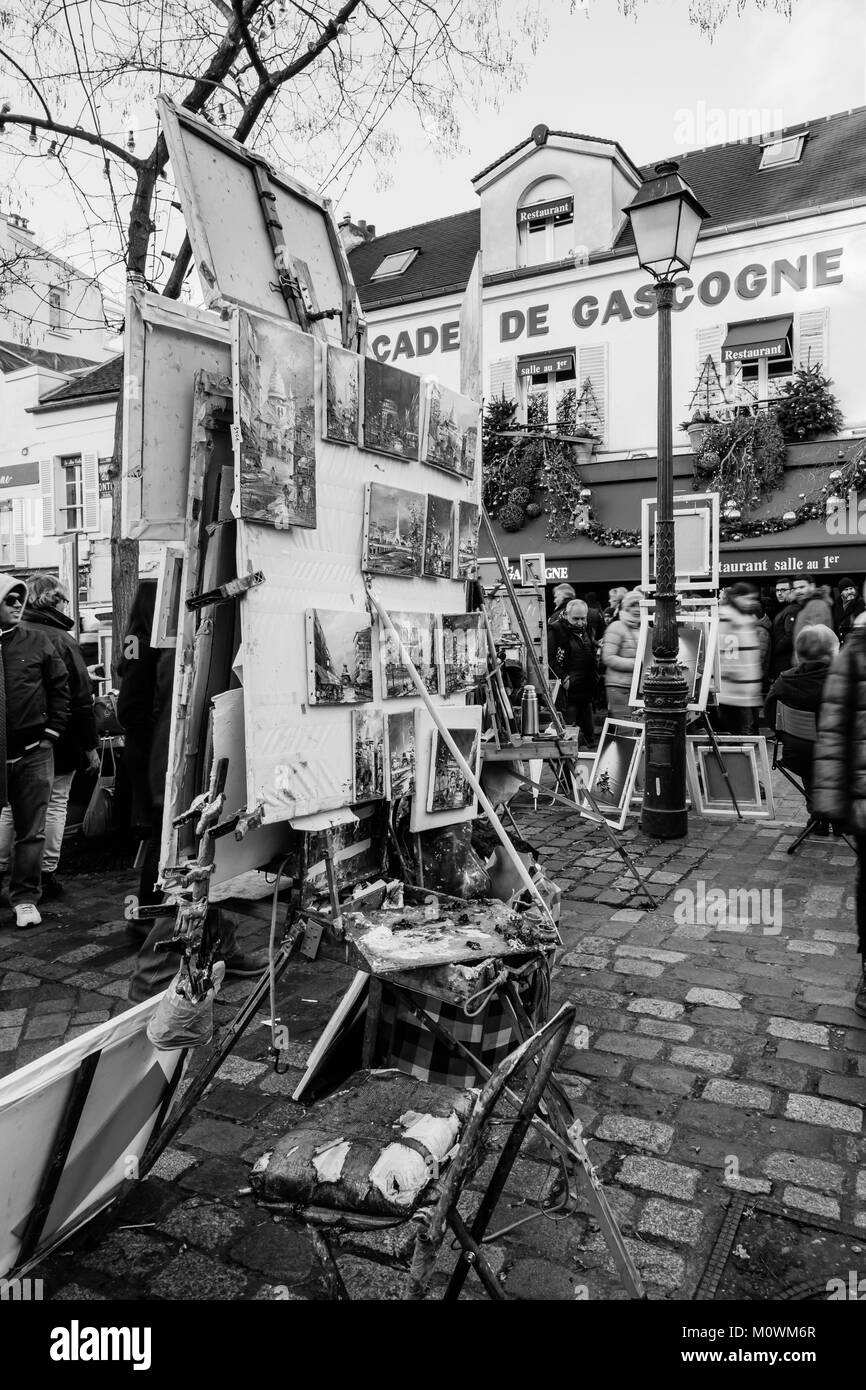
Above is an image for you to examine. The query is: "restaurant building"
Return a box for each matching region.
[346,107,866,594]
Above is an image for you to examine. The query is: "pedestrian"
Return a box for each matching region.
[837,578,865,645]
[765,623,838,821]
[791,576,834,642]
[0,575,99,899]
[604,586,627,626]
[770,577,793,619]
[0,575,70,927]
[548,599,598,747]
[769,581,799,681]
[582,590,606,644]
[754,596,773,697]
[717,581,763,735]
[601,590,641,718]
[547,583,575,627]
[812,592,866,1015]
[117,581,160,846]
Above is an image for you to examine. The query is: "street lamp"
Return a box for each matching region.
[625,161,709,840]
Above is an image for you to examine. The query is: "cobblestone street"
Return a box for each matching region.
[3,769,864,1301]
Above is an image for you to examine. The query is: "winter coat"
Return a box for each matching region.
[756,614,772,681]
[769,602,798,679]
[718,602,762,708]
[548,617,597,695]
[585,604,605,644]
[0,622,71,759]
[22,606,97,774]
[812,628,866,829]
[839,596,865,646]
[793,588,835,643]
[601,618,639,691]
[149,649,175,808]
[117,631,161,735]
[765,659,832,765]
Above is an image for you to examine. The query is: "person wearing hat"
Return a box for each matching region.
[837,577,865,646]
[0,576,70,927]
[0,574,98,900]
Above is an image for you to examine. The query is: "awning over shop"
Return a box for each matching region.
[516,349,575,379]
[721,316,793,362]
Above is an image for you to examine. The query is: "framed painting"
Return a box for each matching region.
[438,612,487,696]
[410,704,483,832]
[305,609,373,705]
[386,710,417,799]
[322,343,361,445]
[581,718,645,830]
[362,482,425,578]
[426,724,482,814]
[422,494,455,579]
[352,709,386,802]
[686,735,775,821]
[152,543,185,649]
[455,500,481,579]
[422,381,479,480]
[233,309,317,529]
[362,358,421,460]
[378,610,439,698]
[519,552,546,589]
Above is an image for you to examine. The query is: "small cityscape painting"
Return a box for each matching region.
[323,343,360,445]
[455,500,480,579]
[379,610,439,698]
[423,382,479,480]
[386,710,416,798]
[422,495,454,579]
[426,726,480,814]
[234,310,316,528]
[306,609,373,705]
[352,709,386,802]
[362,482,425,578]
[439,613,486,696]
[363,359,421,459]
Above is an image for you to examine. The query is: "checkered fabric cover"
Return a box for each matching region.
[375,965,546,1088]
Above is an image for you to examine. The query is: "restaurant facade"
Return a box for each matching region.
[346,108,866,594]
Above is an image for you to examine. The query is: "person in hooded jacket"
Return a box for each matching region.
[765,623,838,815]
[0,575,98,899]
[601,590,641,718]
[0,575,70,926]
[837,578,865,646]
[791,577,835,642]
[812,589,866,1016]
[717,581,763,735]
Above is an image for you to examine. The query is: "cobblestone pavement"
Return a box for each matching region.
[4,767,864,1301]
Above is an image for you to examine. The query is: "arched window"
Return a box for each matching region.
[517,177,574,268]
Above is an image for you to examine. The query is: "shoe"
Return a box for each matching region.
[14,903,41,928]
[855,967,866,1019]
[41,871,64,900]
[222,948,270,979]
[811,819,831,838]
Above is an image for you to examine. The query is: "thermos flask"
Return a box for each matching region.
[521,683,539,738]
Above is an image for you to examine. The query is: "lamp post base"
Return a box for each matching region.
[639,659,689,841]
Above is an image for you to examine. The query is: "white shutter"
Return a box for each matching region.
[82,451,100,532]
[577,343,608,443]
[11,499,27,567]
[487,357,517,402]
[693,324,726,413]
[794,309,828,370]
[39,457,56,536]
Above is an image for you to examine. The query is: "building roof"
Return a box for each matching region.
[0,339,98,375]
[472,125,641,183]
[30,354,123,411]
[348,209,480,311]
[349,106,866,305]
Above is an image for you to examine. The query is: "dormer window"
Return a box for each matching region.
[517,177,574,268]
[759,133,806,170]
[371,249,419,280]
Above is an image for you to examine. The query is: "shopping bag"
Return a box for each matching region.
[147,962,226,1051]
[93,690,123,737]
[82,739,116,839]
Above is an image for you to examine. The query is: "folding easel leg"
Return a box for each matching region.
[361,977,383,1067]
[446,1210,506,1300]
[699,714,743,819]
[309,1227,351,1300]
[787,821,815,855]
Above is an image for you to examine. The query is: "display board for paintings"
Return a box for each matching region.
[641,492,720,593]
[234,316,482,825]
[121,287,231,541]
[686,735,775,821]
[629,605,719,714]
[157,97,360,349]
[0,999,186,1278]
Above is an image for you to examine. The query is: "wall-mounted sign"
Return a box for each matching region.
[0,461,39,489]
[517,351,574,378]
[517,196,574,226]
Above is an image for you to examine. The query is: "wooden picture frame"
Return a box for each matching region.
[686,735,775,821]
[410,704,483,832]
[361,482,425,578]
[152,543,185,649]
[581,718,645,830]
[629,605,719,715]
[641,491,720,593]
[519,552,546,589]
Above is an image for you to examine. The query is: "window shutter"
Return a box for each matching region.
[692,324,726,413]
[11,499,28,567]
[794,309,828,370]
[82,451,100,532]
[39,457,56,536]
[487,357,517,403]
[577,343,608,443]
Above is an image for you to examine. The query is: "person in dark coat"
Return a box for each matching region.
[769,593,799,681]
[582,591,606,644]
[765,624,838,811]
[837,578,865,645]
[0,575,70,926]
[812,595,866,1015]
[117,581,160,837]
[0,575,98,898]
[548,599,598,747]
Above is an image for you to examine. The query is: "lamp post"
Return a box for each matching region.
[625,161,709,840]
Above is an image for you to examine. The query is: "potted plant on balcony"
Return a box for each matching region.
[774,362,844,442]
[680,410,717,454]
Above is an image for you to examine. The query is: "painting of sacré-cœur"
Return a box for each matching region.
[235,310,316,528]
[423,382,479,480]
[363,359,421,459]
[324,343,360,445]
[363,482,425,578]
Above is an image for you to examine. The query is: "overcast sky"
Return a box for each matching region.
[331,0,866,236]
